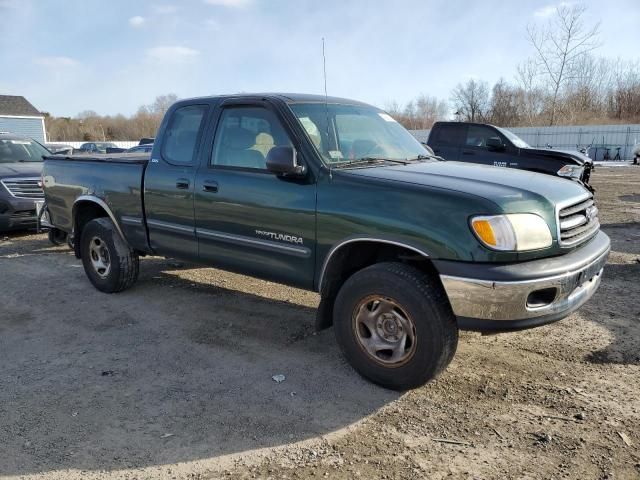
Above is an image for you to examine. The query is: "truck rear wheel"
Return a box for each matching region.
[333,262,458,390]
[80,218,139,293]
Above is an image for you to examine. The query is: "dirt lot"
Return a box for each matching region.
[1,167,639,480]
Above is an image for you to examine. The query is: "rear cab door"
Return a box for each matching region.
[427,123,465,161]
[143,101,211,261]
[193,97,317,288]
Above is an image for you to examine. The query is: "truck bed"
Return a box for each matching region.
[43,155,150,252]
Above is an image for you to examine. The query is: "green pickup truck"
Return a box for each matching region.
[42,94,610,390]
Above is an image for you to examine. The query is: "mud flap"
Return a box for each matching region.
[315,295,335,331]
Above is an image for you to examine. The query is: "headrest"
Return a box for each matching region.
[254,132,274,146]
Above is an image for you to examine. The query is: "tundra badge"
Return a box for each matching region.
[255,230,303,245]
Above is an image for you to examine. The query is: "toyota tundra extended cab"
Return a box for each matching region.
[42,94,610,390]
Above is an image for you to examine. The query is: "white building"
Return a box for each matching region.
[0,95,46,143]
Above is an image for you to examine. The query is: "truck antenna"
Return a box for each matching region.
[322,37,332,180]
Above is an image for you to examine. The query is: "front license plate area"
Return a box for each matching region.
[575,254,607,287]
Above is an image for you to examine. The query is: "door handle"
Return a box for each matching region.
[202,180,219,193]
[176,178,190,189]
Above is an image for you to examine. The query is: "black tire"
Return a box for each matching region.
[48,228,68,246]
[333,262,458,391]
[80,218,139,293]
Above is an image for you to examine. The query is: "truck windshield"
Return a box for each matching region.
[289,103,432,165]
[0,138,49,163]
[496,127,530,149]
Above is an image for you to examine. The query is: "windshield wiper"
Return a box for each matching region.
[408,153,444,162]
[333,157,410,169]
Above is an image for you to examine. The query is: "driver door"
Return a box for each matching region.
[194,102,317,288]
[461,125,515,167]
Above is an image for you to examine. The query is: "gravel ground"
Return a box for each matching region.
[1,167,639,480]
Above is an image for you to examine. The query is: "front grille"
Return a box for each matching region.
[1,178,44,199]
[10,209,36,219]
[558,196,599,247]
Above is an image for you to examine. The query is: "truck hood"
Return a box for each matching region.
[521,147,592,165]
[342,160,590,210]
[0,162,43,178]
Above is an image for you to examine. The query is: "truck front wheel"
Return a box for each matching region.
[80,218,139,293]
[333,262,458,390]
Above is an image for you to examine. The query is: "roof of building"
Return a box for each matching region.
[0,95,42,117]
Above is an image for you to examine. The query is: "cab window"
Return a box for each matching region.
[211,106,292,170]
[162,105,207,165]
[465,125,501,148]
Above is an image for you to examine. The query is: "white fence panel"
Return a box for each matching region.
[48,141,139,149]
[509,125,640,161]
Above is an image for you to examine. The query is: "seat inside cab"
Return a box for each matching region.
[213,108,292,169]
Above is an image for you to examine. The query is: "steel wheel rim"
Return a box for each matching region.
[89,236,111,278]
[352,295,417,367]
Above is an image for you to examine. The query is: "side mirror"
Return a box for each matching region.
[266,146,306,177]
[486,137,505,151]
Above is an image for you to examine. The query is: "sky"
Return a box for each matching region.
[1,0,638,117]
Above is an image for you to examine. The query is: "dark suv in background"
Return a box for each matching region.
[427,121,593,188]
[0,133,47,231]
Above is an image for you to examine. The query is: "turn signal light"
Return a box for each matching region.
[471,219,497,247]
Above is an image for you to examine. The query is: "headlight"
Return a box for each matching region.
[471,214,552,251]
[557,164,584,179]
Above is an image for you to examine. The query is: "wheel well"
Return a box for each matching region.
[319,241,440,300]
[73,201,109,258]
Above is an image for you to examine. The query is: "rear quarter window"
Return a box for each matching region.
[161,104,207,165]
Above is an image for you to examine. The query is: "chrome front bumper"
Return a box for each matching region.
[438,232,610,331]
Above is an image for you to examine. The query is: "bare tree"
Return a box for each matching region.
[414,95,449,127]
[148,93,179,116]
[563,54,609,123]
[384,100,402,117]
[385,95,448,130]
[450,79,489,122]
[516,58,547,126]
[44,94,179,142]
[76,110,99,120]
[402,100,418,130]
[607,59,640,122]
[526,3,601,125]
[488,79,522,126]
